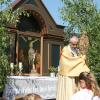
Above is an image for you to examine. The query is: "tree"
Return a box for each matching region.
[0,0,26,92]
[0,0,12,92]
[60,0,100,81]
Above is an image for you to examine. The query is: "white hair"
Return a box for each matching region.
[69,36,79,43]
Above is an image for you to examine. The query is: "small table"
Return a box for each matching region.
[3,76,57,100]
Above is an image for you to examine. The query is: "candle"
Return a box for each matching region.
[10,63,14,69]
[19,62,22,70]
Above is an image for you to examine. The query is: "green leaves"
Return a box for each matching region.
[0,0,22,90]
[0,0,31,91]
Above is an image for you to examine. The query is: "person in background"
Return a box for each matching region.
[15,93,42,100]
[24,93,42,100]
[56,35,90,100]
[71,72,100,100]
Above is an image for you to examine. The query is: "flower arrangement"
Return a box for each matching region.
[48,66,58,73]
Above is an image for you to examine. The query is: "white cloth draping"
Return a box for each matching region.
[3,76,57,100]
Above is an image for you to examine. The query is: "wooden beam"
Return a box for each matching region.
[40,36,43,75]
[48,43,50,69]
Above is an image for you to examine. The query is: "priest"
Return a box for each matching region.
[56,35,90,100]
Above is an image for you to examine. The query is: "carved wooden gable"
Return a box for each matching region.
[13,0,64,38]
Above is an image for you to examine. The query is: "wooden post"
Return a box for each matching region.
[16,32,19,64]
[40,36,43,75]
[48,43,50,69]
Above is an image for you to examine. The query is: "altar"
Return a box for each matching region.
[3,76,57,100]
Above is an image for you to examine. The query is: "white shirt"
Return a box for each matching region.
[71,89,100,100]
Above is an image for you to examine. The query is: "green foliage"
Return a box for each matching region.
[0,0,28,91]
[48,66,58,73]
[0,24,10,91]
[60,0,100,81]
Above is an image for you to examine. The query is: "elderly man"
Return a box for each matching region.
[56,36,90,100]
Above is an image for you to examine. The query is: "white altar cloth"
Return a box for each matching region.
[3,76,57,100]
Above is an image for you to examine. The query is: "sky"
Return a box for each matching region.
[43,0,100,26]
[42,0,65,26]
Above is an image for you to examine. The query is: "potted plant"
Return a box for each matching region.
[48,66,58,77]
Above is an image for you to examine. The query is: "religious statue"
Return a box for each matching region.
[28,39,40,76]
[28,42,36,73]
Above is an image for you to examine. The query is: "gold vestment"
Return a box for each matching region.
[56,45,90,100]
